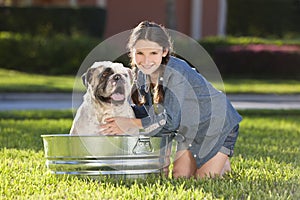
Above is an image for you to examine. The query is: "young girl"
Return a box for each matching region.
[101,21,242,178]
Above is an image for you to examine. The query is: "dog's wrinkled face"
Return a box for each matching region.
[83,61,133,106]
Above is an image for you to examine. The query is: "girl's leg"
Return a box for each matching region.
[172,150,197,178]
[195,152,229,178]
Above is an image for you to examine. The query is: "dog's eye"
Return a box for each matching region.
[122,73,128,78]
[99,67,114,80]
[99,71,110,80]
[102,72,109,77]
[98,73,105,80]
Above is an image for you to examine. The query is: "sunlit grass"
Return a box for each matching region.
[1,68,300,94]
[223,78,300,94]
[0,110,299,199]
[0,69,76,93]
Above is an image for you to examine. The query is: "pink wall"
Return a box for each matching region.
[176,0,191,36]
[202,0,219,37]
[6,0,221,39]
[104,0,220,39]
[104,0,167,38]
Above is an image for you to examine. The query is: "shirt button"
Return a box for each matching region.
[193,154,197,158]
[189,144,192,147]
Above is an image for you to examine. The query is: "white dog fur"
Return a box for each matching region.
[70,61,137,135]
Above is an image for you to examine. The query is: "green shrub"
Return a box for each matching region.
[2,33,300,77]
[0,32,100,75]
[199,36,300,55]
[200,37,300,78]
[214,44,300,78]
[227,0,300,37]
[0,6,106,37]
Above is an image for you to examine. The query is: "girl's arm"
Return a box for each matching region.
[100,105,168,135]
[100,117,142,135]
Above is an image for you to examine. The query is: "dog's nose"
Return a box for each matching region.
[114,74,121,81]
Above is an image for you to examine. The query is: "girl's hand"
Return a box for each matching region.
[100,117,142,135]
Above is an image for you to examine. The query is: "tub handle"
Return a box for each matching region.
[132,137,153,154]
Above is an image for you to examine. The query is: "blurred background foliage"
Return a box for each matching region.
[227,0,300,38]
[0,6,106,37]
[0,1,300,78]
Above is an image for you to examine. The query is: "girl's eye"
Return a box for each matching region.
[151,52,158,55]
[136,52,143,55]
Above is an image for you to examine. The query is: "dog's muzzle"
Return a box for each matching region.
[96,74,128,105]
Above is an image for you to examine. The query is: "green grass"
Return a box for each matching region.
[201,36,300,46]
[0,110,299,199]
[223,78,300,94]
[1,68,300,94]
[0,69,76,93]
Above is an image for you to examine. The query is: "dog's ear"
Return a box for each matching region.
[81,73,88,88]
[82,68,96,88]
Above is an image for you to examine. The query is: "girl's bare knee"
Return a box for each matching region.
[195,152,228,178]
[172,150,197,178]
[172,164,195,178]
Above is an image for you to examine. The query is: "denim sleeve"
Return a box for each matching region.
[131,104,148,119]
[140,104,167,136]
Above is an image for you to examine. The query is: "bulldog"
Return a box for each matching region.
[70,61,137,135]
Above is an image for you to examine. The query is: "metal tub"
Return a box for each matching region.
[41,134,173,179]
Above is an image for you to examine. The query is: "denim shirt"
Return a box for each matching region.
[135,56,242,159]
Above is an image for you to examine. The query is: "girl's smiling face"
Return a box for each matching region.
[132,39,168,75]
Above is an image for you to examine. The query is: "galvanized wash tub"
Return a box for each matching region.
[41,134,173,179]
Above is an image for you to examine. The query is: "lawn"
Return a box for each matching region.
[0,69,76,93]
[1,68,300,94]
[0,110,299,199]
